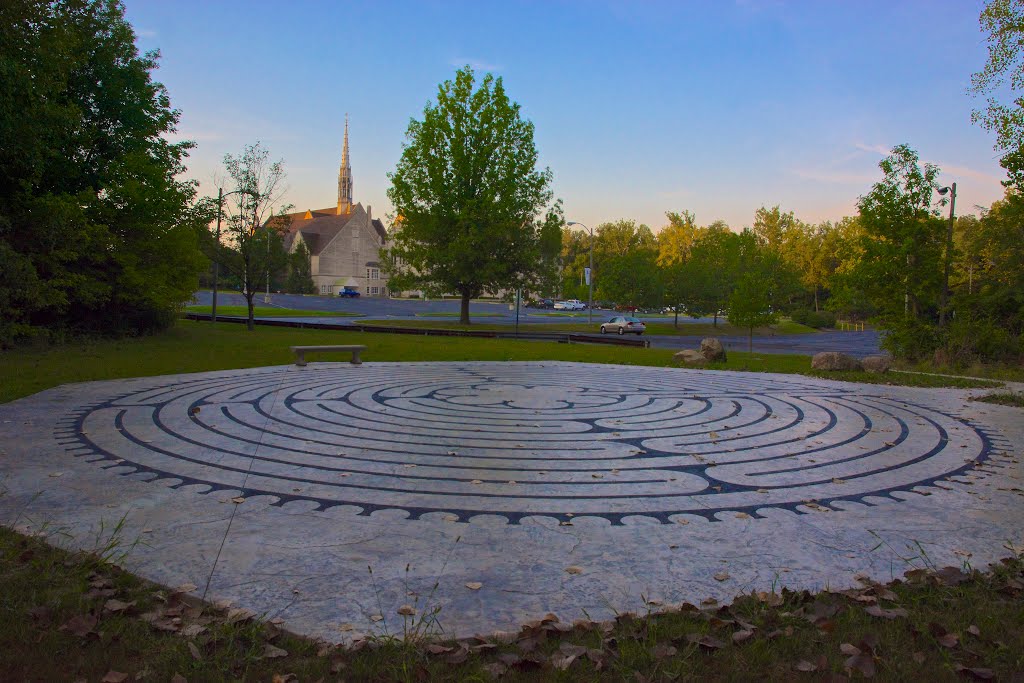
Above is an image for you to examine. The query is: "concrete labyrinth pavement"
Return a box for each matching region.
[1,362,1022,643]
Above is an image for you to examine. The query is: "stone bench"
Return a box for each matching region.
[290,345,367,366]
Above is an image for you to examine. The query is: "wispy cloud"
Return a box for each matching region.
[135,28,157,39]
[854,142,890,155]
[933,162,1005,184]
[450,58,502,72]
[791,168,876,184]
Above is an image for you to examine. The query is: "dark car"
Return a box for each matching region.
[527,298,554,309]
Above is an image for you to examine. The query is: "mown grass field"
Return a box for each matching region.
[0,320,998,404]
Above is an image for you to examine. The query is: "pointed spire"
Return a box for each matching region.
[337,113,353,215]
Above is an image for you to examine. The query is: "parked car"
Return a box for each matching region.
[553,301,573,310]
[527,298,554,309]
[338,287,360,298]
[614,304,638,313]
[564,299,587,310]
[600,316,646,335]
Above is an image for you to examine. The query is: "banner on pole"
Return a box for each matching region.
[584,267,591,285]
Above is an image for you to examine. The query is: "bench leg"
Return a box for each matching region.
[295,351,307,367]
[350,350,362,365]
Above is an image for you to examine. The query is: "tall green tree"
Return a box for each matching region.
[285,240,316,295]
[854,144,945,358]
[970,0,1024,188]
[656,210,699,267]
[383,67,562,324]
[0,0,207,346]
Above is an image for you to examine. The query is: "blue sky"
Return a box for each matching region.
[125,0,1005,231]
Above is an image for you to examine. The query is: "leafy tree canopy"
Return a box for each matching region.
[0,0,207,346]
[971,0,1024,188]
[384,66,562,323]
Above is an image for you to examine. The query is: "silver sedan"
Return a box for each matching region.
[600,316,646,335]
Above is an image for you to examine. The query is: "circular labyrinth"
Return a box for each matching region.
[55,363,995,524]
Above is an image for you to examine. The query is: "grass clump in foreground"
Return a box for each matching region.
[185,306,358,318]
[1,321,1000,403]
[3,523,1023,681]
[973,391,1024,408]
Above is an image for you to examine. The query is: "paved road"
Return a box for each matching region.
[190,290,882,356]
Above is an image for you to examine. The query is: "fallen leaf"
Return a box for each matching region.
[864,605,908,619]
[795,660,818,672]
[846,651,876,678]
[231,496,245,504]
[172,583,197,595]
[732,629,754,644]
[103,599,135,614]
[565,566,583,575]
[337,623,354,632]
[465,582,483,590]
[955,664,995,680]
[370,614,384,622]
[101,673,129,683]
[261,643,288,659]
[470,480,483,485]
[226,607,255,624]
[59,614,98,638]
[967,624,981,637]
[181,624,206,638]
[187,641,201,660]
[397,605,416,616]
[735,512,750,519]
[840,643,861,657]
[271,675,298,683]
[714,572,730,582]
[913,651,926,664]
[651,643,677,658]
[48,471,64,478]
[686,634,724,650]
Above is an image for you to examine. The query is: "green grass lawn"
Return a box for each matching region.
[2,524,1022,681]
[0,321,998,404]
[358,319,820,336]
[186,305,358,318]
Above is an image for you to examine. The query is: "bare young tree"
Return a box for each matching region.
[207,142,292,330]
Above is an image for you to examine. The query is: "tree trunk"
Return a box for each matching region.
[674,307,679,329]
[814,286,819,312]
[713,310,719,327]
[460,290,471,325]
[245,291,255,331]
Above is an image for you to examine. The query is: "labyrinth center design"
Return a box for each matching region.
[61,364,990,523]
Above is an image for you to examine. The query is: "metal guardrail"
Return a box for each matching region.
[184,313,651,348]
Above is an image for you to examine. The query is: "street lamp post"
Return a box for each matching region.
[937,182,957,328]
[567,221,594,324]
[211,187,259,324]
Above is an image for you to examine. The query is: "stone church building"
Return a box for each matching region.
[272,119,390,296]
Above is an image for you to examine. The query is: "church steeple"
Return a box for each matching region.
[337,114,353,215]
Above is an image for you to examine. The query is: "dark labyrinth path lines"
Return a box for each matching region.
[52,363,999,524]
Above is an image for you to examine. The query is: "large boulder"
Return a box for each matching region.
[811,351,863,371]
[700,337,727,362]
[861,355,891,374]
[674,349,707,364]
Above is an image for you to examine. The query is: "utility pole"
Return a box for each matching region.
[938,182,957,327]
[212,187,223,324]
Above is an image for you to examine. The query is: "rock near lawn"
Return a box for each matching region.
[810,352,863,371]
[700,337,727,362]
[861,355,891,374]
[674,349,707,364]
